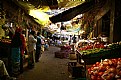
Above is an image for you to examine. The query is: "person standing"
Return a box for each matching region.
[19,30,26,73]
[11,27,22,76]
[73,35,77,43]
[28,30,37,68]
[35,32,41,62]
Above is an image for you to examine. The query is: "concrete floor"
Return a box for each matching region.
[18,46,73,80]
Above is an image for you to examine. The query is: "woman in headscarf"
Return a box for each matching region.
[11,27,22,76]
[19,28,26,73]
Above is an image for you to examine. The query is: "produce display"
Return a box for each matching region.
[78,42,105,51]
[0,39,11,44]
[77,42,106,57]
[107,42,121,50]
[77,41,121,58]
[87,58,121,80]
[81,48,108,57]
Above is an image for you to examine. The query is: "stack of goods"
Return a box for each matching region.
[77,41,121,64]
[87,58,121,80]
[77,42,106,64]
[78,42,105,51]
[55,45,72,58]
[106,42,121,58]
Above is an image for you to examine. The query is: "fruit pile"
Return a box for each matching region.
[0,39,11,43]
[78,42,105,51]
[87,58,121,80]
[108,42,121,50]
[77,41,121,57]
[81,48,108,56]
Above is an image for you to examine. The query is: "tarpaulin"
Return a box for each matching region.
[49,0,95,23]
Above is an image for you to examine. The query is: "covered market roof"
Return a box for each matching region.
[49,0,95,23]
[2,0,86,26]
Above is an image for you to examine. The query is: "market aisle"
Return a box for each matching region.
[18,46,73,80]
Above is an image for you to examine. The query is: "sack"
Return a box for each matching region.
[41,45,45,51]
[69,53,77,60]
[24,55,29,59]
[41,39,45,45]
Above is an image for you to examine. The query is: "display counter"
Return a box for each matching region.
[75,41,121,79]
[0,39,11,74]
[0,39,11,57]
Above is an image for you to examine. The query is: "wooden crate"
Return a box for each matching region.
[54,51,65,58]
[68,61,85,78]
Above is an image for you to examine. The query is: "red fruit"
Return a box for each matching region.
[106,66,110,70]
[88,68,91,72]
[91,67,94,70]
[118,58,121,60]
[99,66,106,72]
[98,72,104,76]
[100,44,104,48]
[97,76,102,80]
[96,62,100,65]
[91,75,97,80]
[92,64,96,67]
[102,61,109,66]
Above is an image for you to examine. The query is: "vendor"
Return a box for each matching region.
[98,33,108,44]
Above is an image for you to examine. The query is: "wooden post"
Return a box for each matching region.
[109,0,115,43]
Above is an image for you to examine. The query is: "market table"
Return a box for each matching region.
[76,47,121,79]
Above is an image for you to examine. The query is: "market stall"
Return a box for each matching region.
[0,39,12,74]
[75,40,121,79]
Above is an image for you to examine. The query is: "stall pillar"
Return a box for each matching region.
[109,0,115,43]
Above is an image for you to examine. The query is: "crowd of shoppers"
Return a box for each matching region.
[0,27,48,79]
[0,26,79,79]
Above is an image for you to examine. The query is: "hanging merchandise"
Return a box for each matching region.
[0,1,5,25]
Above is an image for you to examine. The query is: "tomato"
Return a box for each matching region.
[91,75,97,80]
[106,66,110,70]
[97,76,102,80]
[99,66,106,72]
[102,61,109,66]
[92,64,96,67]
[88,68,91,72]
[118,58,121,60]
[96,62,100,65]
[98,72,104,76]
[91,67,94,70]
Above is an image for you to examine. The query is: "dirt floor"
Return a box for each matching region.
[17,46,73,80]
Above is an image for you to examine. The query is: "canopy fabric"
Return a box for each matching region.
[49,0,95,23]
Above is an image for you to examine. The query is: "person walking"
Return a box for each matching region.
[28,30,37,68]
[35,32,41,62]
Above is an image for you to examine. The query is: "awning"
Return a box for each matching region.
[49,0,95,23]
[94,0,110,21]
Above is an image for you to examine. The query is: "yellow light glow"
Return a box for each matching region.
[29,9,50,25]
